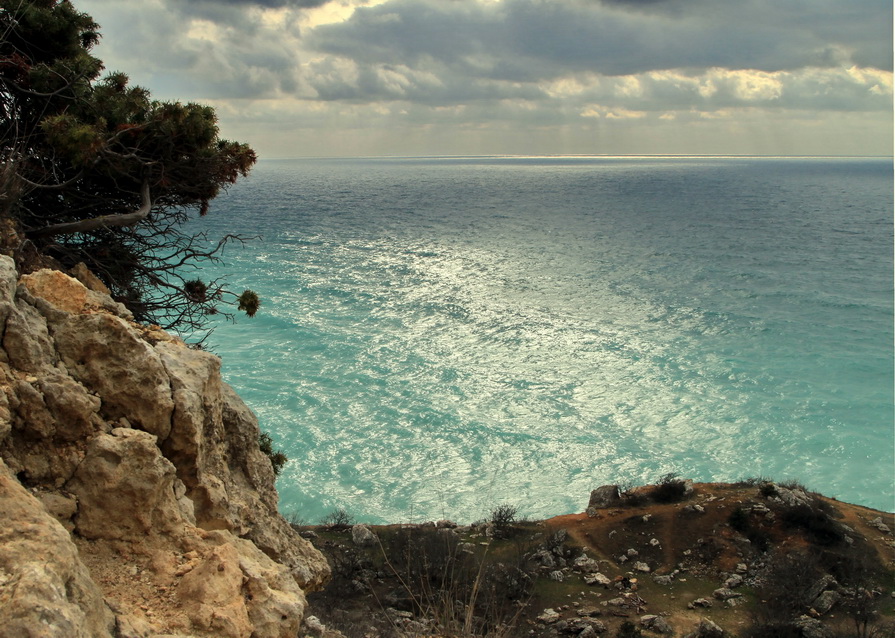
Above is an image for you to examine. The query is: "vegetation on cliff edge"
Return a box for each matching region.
[0,0,257,334]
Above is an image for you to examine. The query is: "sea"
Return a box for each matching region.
[184,156,894,523]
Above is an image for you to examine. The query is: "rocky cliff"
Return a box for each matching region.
[0,256,330,637]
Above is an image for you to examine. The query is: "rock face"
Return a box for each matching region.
[0,258,329,636]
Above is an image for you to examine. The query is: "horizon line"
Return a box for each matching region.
[257,153,894,161]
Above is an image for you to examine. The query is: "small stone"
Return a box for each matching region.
[584,573,612,587]
[537,608,561,624]
[813,590,841,615]
[723,574,744,589]
[713,587,742,601]
[870,517,892,534]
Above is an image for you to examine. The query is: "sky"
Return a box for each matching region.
[75,0,893,158]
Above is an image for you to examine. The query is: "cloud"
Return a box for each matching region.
[190,0,335,9]
[306,0,893,80]
[74,0,893,157]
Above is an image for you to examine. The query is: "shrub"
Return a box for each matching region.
[651,472,689,504]
[320,507,355,527]
[779,503,844,546]
[616,620,643,637]
[738,475,774,487]
[729,506,750,533]
[376,525,532,635]
[760,482,780,497]
[779,478,808,491]
[284,511,307,527]
[728,506,771,552]
[258,431,287,477]
[490,504,518,529]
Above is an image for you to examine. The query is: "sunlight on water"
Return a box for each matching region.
[188,157,894,521]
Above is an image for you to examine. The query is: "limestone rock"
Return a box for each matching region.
[812,590,841,615]
[178,541,252,637]
[53,312,174,439]
[793,615,833,638]
[806,574,838,603]
[537,608,561,624]
[68,262,112,295]
[584,572,611,586]
[712,588,742,601]
[351,524,377,547]
[587,485,621,513]
[0,258,330,635]
[641,614,674,635]
[0,459,115,637]
[68,428,186,541]
[683,618,727,638]
[722,573,743,589]
[574,554,600,573]
[19,269,129,318]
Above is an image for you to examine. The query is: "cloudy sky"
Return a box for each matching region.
[76,0,892,158]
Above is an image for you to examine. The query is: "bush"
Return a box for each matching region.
[760,482,780,497]
[651,472,689,504]
[320,507,355,527]
[258,431,287,477]
[728,506,772,552]
[490,504,518,529]
[616,620,643,637]
[779,503,844,546]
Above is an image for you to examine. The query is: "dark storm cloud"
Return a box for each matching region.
[306,0,893,79]
[202,0,334,7]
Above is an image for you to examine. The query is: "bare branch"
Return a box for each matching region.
[26,179,150,237]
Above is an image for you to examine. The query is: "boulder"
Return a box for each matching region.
[793,615,833,638]
[641,614,674,635]
[537,608,561,624]
[683,618,726,638]
[68,428,187,541]
[351,524,377,547]
[587,485,621,513]
[584,572,612,587]
[812,590,841,615]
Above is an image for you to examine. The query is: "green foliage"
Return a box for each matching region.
[237,290,260,317]
[1,0,257,334]
[258,431,287,477]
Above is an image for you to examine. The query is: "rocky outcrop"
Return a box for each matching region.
[0,257,329,636]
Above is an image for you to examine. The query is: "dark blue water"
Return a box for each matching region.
[187,156,894,521]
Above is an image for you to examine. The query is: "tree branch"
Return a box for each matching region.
[27,179,151,237]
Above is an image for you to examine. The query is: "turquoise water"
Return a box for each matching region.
[186,156,894,521]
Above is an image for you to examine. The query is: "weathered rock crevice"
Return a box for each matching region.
[0,256,329,637]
